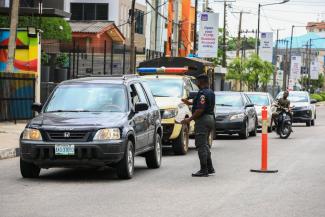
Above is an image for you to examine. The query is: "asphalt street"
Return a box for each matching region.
[1,106,325,217]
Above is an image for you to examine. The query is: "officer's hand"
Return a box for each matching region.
[181,118,191,125]
[181,98,190,105]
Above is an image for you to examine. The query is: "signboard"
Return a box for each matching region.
[290,56,302,80]
[310,59,319,80]
[198,12,219,58]
[276,69,284,88]
[259,32,273,63]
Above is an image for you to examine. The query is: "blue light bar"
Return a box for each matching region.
[137,68,159,73]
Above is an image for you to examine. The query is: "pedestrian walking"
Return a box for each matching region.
[181,75,215,177]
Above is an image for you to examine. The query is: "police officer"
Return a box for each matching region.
[181,75,215,177]
[271,90,290,127]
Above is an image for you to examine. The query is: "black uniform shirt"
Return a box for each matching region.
[192,88,215,115]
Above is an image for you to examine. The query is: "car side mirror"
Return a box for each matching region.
[310,99,317,104]
[245,103,254,108]
[32,103,43,113]
[188,91,198,99]
[135,102,149,112]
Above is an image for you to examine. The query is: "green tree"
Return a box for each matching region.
[0,16,71,41]
[260,61,274,91]
[226,57,246,91]
[245,54,264,91]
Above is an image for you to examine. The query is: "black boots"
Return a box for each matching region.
[192,169,209,177]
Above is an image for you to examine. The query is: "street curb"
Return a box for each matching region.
[0,147,20,160]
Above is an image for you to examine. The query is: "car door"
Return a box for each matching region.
[129,83,149,151]
[243,94,255,130]
[138,82,156,147]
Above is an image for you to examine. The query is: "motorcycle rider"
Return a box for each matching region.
[271,90,291,128]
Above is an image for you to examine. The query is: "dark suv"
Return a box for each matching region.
[20,75,162,179]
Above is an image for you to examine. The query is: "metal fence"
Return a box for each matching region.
[0,73,36,122]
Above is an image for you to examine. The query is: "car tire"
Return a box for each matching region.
[145,133,162,169]
[306,121,311,127]
[172,124,189,155]
[311,119,315,126]
[239,120,249,139]
[116,140,134,179]
[249,119,257,137]
[20,158,40,178]
[268,126,272,133]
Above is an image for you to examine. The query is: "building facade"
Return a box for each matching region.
[145,0,195,58]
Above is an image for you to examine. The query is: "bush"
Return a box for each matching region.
[311,94,323,102]
[319,92,325,101]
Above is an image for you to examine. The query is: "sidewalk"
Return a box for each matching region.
[0,121,27,160]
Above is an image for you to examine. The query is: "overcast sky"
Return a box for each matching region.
[139,0,324,39]
[207,0,325,39]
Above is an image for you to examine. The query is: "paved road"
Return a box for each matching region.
[1,107,325,217]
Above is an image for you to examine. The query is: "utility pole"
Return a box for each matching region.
[271,28,284,96]
[273,29,279,97]
[193,0,198,54]
[6,0,20,72]
[282,40,289,91]
[130,0,136,74]
[232,11,250,58]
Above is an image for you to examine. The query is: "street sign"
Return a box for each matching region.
[259,32,273,63]
[198,12,219,58]
[290,56,302,83]
[310,59,319,80]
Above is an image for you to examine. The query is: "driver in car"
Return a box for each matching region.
[271,90,290,128]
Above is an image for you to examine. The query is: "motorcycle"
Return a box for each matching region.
[273,103,293,139]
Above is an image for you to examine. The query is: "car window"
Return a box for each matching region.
[142,82,157,106]
[190,79,199,91]
[143,78,184,97]
[45,84,127,112]
[247,94,270,106]
[277,92,309,102]
[134,83,149,105]
[215,94,244,107]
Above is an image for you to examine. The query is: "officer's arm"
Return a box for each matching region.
[188,109,204,121]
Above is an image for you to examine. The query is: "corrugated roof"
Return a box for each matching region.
[278,32,325,49]
[69,21,114,33]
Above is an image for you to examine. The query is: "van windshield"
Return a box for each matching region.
[45,84,127,113]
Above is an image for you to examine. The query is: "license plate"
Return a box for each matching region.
[55,144,75,156]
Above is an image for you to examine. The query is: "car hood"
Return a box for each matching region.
[29,112,127,129]
[290,101,310,108]
[155,97,181,109]
[215,106,244,115]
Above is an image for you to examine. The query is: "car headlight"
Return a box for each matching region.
[162,109,178,119]
[93,128,120,141]
[22,128,42,141]
[230,113,245,120]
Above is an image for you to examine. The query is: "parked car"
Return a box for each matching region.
[214,92,258,139]
[245,92,274,132]
[276,91,317,127]
[141,73,198,155]
[20,75,163,179]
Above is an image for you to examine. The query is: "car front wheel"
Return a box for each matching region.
[172,124,189,155]
[20,158,40,178]
[116,140,134,179]
[145,133,162,169]
[239,120,249,139]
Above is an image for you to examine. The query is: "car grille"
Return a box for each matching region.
[45,130,90,142]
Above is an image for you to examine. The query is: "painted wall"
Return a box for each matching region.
[0,30,39,74]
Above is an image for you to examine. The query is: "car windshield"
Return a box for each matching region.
[247,94,270,106]
[144,78,183,97]
[45,84,127,113]
[277,92,308,103]
[215,94,243,107]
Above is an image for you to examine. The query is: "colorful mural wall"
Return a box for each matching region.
[0,29,39,74]
[0,29,40,121]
